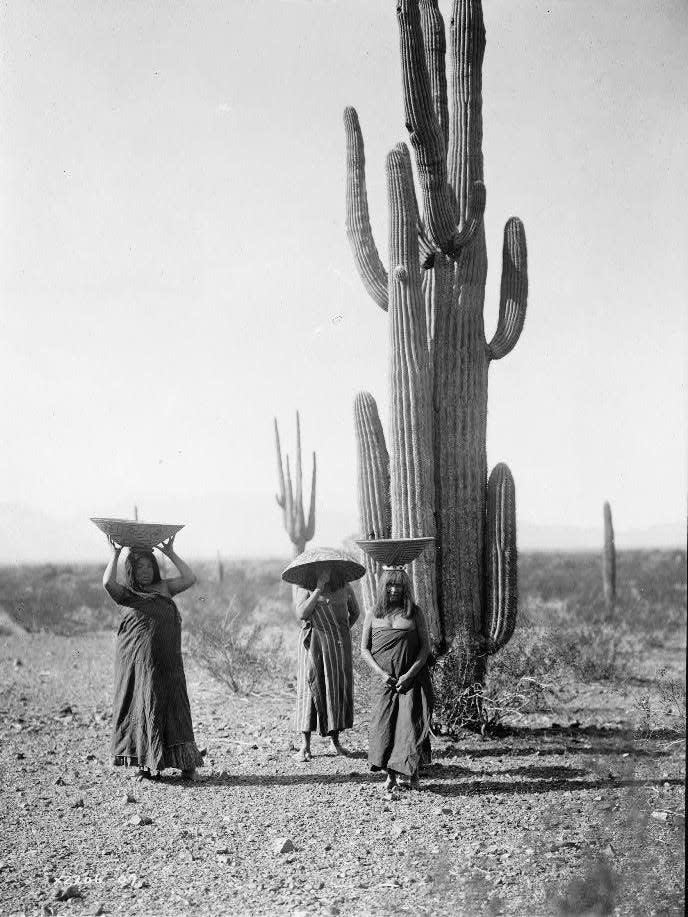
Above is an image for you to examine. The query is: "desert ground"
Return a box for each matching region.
[0,550,685,916]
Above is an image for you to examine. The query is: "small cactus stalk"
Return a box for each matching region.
[216,550,224,584]
[603,501,616,609]
[345,0,529,725]
[484,464,517,653]
[274,412,316,556]
[354,392,391,613]
[133,505,139,522]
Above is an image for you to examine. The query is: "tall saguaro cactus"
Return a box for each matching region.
[274,412,317,556]
[346,0,528,717]
[602,501,616,609]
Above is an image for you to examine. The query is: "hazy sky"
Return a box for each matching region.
[1,0,686,560]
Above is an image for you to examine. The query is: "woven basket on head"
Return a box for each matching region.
[281,547,365,591]
[355,537,435,568]
[90,517,185,550]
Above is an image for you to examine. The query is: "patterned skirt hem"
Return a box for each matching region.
[113,741,204,772]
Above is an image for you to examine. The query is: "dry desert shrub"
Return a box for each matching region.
[634,666,687,742]
[184,578,289,695]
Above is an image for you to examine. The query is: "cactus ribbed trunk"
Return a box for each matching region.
[434,240,489,651]
[344,0,529,726]
[603,501,616,609]
[387,146,439,641]
[354,393,391,612]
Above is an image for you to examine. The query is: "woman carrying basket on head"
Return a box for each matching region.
[361,567,432,797]
[102,533,204,781]
[282,548,364,762]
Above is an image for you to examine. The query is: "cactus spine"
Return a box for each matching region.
[603,501,616,609]
[345,0,528,718]
[274,412,316,556]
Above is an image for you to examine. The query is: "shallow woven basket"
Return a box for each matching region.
[355,536,435,567]
[90,517,185,550]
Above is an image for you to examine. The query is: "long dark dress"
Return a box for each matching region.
[111,587,203,773]
[295,587,359,736]
[368,619,432,778]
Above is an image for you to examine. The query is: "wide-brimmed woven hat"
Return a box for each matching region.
[281,547,365,590]
[91,517,184,550]
[355,536,434,568]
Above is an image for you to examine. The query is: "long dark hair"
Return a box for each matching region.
[373,568,414,619]
[124,549,161,590]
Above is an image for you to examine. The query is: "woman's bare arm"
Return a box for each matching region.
[294,586,322,621]
[360,613,396,686]
[346,584,361,628]
[294,570,329,621]
[102,539,127,604]
[157,537,196,597]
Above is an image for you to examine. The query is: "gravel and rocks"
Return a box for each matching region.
[0,631,684,916]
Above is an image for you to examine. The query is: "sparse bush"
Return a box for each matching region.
[635,666,687,742]
[183,575,291,695]
[188,605,286,695]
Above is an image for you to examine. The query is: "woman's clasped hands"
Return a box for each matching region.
[378,668,411,693]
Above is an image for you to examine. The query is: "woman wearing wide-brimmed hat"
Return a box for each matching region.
[282,547,364,761]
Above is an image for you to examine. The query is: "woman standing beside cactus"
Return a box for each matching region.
[361,568,432,797]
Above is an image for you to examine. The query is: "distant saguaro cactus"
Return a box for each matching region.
[603,501,616,608]
[274,412,317,556]
[345,0,528,722]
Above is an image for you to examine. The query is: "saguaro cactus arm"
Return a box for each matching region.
[274,418,287,511]
[397,0,484,256]
[344,107,389,312]
[354,391,391,611]
[397,0,458,254]
[484,463,517,654]
[488,217,528,361]
[419,0,449,152]
[448,0,486,230]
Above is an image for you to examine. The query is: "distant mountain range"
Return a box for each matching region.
[0,499,684,565]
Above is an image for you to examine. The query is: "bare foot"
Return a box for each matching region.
[330,740,350,757]
[294,748,311,762]
[384,773,397,800]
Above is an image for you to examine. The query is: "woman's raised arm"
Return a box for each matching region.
[157,535,196,597]
[102,538,127,604]
[294,569,329,621]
